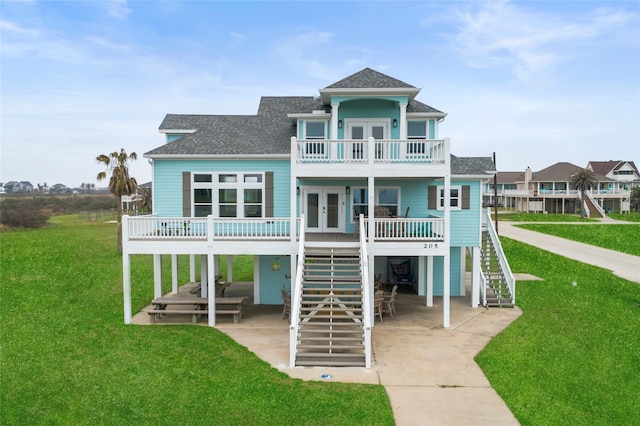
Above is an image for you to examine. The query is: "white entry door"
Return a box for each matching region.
[304,187,345,233]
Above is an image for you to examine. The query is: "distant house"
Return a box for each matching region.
[4,181,20,193]
[19,181,34,192]
[49,183,70,195]
[121,68,516,368]
[587,161,640,189]
[487,162,632,216]
[483,171,522,208]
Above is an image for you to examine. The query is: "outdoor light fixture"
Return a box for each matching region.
[296,186,300,195]
[392,119,398,128]
[346,186,350,194]
[270,255,287,272]
[338,119,343,128]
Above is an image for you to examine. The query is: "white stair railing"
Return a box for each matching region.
[483,209,516,304]
[289,215,306,367]
[359,214,372,368]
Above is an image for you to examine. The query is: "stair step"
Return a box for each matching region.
[299,314,364,320]
[298,336,363,342]
[297,344,364,350]
[298,326,363,333]
[295,359,366,367]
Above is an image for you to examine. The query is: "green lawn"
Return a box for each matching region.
[1,216,393,425]
[517,223,640,256]
[498,212,597,222]
[476,237,640,425]
[608,212,640,222]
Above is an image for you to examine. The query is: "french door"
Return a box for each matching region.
[304,187,345,233]
[346,121,388,160]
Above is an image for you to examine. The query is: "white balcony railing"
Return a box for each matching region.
[295,137,447,165]
[503,188,630,197]
[124,215,294,241]
[124,215,445,243]
[363,217,445,241]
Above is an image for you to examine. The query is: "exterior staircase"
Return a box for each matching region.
[293,248,367,367]
[583,192,605,218]
[481,229,515,308]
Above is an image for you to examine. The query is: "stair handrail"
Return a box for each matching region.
[483,208,516,304]
[359,214,372,368]
[585,190,606,217]
[289,214,306,367]
[480,270,487,307]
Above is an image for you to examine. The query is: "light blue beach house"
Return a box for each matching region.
[122,68,515,367]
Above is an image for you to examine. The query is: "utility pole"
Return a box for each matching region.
[493,152,499,234]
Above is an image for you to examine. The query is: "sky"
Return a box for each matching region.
[1,0,639,188]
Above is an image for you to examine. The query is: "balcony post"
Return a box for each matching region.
[331,102,340,139]
[399,103,407,139]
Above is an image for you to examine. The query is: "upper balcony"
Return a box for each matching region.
[292,137,449,178]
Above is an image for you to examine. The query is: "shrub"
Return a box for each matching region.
[0,199,51,228]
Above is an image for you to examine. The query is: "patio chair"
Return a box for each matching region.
[374,290,385,322]
[281,289,291,322]
[383,285,398,317]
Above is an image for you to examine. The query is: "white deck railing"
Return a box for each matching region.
[504,188,630,197]
[125,215,444,243]
[295,137,447,164]
[363,217,445,241]
[125,215,294,241]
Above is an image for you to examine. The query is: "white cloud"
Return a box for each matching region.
[229,31,248,48]
[451,1,635,81]
[103,0,131,20]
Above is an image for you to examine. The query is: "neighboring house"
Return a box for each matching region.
[483,171,522,208]
[121,182,151,212]
[502,162,631,216]
[122,68,515,367]
[587,161,640,190]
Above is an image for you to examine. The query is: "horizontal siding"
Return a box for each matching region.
[153,159,291,217]
[431,247,462,297]
[426,180,482,247]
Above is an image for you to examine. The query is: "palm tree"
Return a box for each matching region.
[133,185,152,213]
[96,149,138,253]
[570,167,597,218]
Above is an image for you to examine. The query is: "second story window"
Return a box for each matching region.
[305,121,326,139]
[305,121,326,156]
[407,121,427,154]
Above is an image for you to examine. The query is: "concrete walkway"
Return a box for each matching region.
[499,221,640,284]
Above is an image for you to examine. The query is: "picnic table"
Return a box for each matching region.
[148,296,246,324]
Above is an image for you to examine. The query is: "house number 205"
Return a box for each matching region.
[424,243,439,249]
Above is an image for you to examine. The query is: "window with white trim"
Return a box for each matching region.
[304,121,327,156]
[407,120,427,154]
[438,185,461,210]
[192,172,264,218]
[352,187,400,221]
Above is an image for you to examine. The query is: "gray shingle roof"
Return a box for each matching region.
[451,155,495,176]
[325,68,415,89]
[148,69,444,156]
[532,162,611,182]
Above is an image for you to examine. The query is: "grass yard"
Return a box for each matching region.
[498,212,597,222]
[608,212,640,222]
[476,237,640,425]
[516,223,640,256]
[0,216,393,425]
